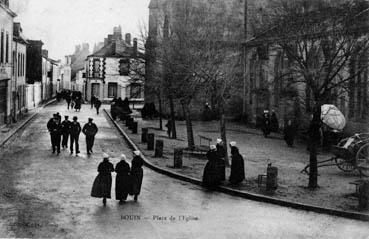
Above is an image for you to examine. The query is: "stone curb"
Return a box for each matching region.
[0,98,56,148]
[104,109,369,222]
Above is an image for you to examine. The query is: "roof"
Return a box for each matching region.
[88,40,133,58]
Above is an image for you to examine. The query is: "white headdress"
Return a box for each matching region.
[229,141,237,147]
[103,153,110,159]
[216,138,222,144]
[210,145,216,150]
[133,150,141,156]
[120,154,127,161]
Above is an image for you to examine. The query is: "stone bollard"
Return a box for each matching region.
[131,121,138,134]
[358,180,369,210]
[266,163,278,192]
[174,148,183,168]
[141,128,148,143]
[147,133,155,150]
[125,117,131,127]
[155,140,164,157]
[128,118,134,129]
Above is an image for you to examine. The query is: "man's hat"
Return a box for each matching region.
[64,115,69,119]
[88,118,93,121]
[53,114,57,118]
[73,116,78,120]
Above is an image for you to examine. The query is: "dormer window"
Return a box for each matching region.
[119,59,130,76]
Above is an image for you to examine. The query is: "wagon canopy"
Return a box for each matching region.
[321,104,346,131]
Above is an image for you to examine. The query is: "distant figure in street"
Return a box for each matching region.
[65,93,71,109]
[202,145,221,189]
[74,97,81,112]
[56,112,62,122]
[91,95,96,109]
[70,116,81,155]
[94,98,102,115]
[284,119,297,147]
[129,151,144,202]
[91,153,114,206]
[165,119,172,138]
[229,142,245,185]
[270,110,279,133]
[115,154,131,205]
[47,114,62,155]
[82,118,98,155]
[261,110,271,138]
[216,138,226,181]
[61,116,71,149]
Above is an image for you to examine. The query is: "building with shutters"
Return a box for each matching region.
[85,26,144,107]
[0,0,16,126]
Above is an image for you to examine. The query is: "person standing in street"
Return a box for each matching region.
[216,138,226,181]
[70,116,81,156]
[65,92,71,110]
[94,98,102,115]
[115,154,131,205]
[82,118,98,155]
[261,110,271,138]
[202,145,221,189]
[129,151,144,202]
[229,142,245,185]
[91,95,96,109]
[165,119,172,138]
[91,153,114,206]
[61,116,71,149]
[284,119,297,147]
[47,114,57,148]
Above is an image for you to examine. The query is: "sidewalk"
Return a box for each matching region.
[116,117,368,215]
[0,99,56,147]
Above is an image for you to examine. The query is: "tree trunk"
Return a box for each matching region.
[218,100,229,166]
[157,93,163,130]
[308,140,318,189]
[182,101,195,149]
[169,94,177,139]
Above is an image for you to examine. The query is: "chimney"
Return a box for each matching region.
[42,49,48,58]
[125,33,131,45]
[133,38,138,57]
[107,34,113,44]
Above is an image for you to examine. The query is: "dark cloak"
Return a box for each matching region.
[130,156,144,196]
[115,160,131,200]
[202,150,221,188]
[91,160,114,198]
[229,146,245,185]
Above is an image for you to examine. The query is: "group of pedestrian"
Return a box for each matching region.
[202,139,245,189]
[91,151,144,206]
[61,90,83,111]
[90,95,102,115]
[46,113,98,156]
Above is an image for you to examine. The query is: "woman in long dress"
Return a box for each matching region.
[130,151,144,202]
[202,145,221,189]
[91,153,114,206]
[229,142,245,185]
[115,154,131,205]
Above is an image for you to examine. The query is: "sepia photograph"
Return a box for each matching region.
[0,0,368,238]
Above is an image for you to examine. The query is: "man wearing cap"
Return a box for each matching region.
[82,118,98,155]
[47,114,57,147]
[47,114,62,155]
[61,116,71,149]
[115,154,131,204]
[216,138,226,181]
[70,116,81,155]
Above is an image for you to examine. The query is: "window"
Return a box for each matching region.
[119,59,130,76]
[12,51,15,75]
[5,32,8,63]
[108,83,118,98]
[1,31,4,63]
[93,59,100,78]
[130,83,142,99]
[17,53,20,76]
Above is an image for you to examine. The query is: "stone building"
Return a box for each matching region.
[12,22,27,120]
[85,26,144,107]
[0,0,16,126]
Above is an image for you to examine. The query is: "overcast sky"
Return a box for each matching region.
[10,0,150,60]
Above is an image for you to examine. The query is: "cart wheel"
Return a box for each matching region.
[335,157,356,172]
[356,144,369,177]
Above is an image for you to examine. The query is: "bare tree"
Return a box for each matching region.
[252,0,369,188]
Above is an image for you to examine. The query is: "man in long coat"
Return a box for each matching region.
[229,142,245,185]
[82,118,98,155]
[130,151,144,202]
[61,115,71,149]
[48,115,62,155]
[91,153,114,206]
[115,154,131,204]
[70,116,81,155]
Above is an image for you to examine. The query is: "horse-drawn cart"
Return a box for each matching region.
[301,133,369,177]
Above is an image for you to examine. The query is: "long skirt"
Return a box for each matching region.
[130,169,143,196]
[202,162,220,188]
[91,173,112,198]
[115,173,131,200]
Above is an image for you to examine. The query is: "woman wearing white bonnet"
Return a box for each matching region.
[130,150,144,201]
[115,153,131,204]
[91,152,114,206]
